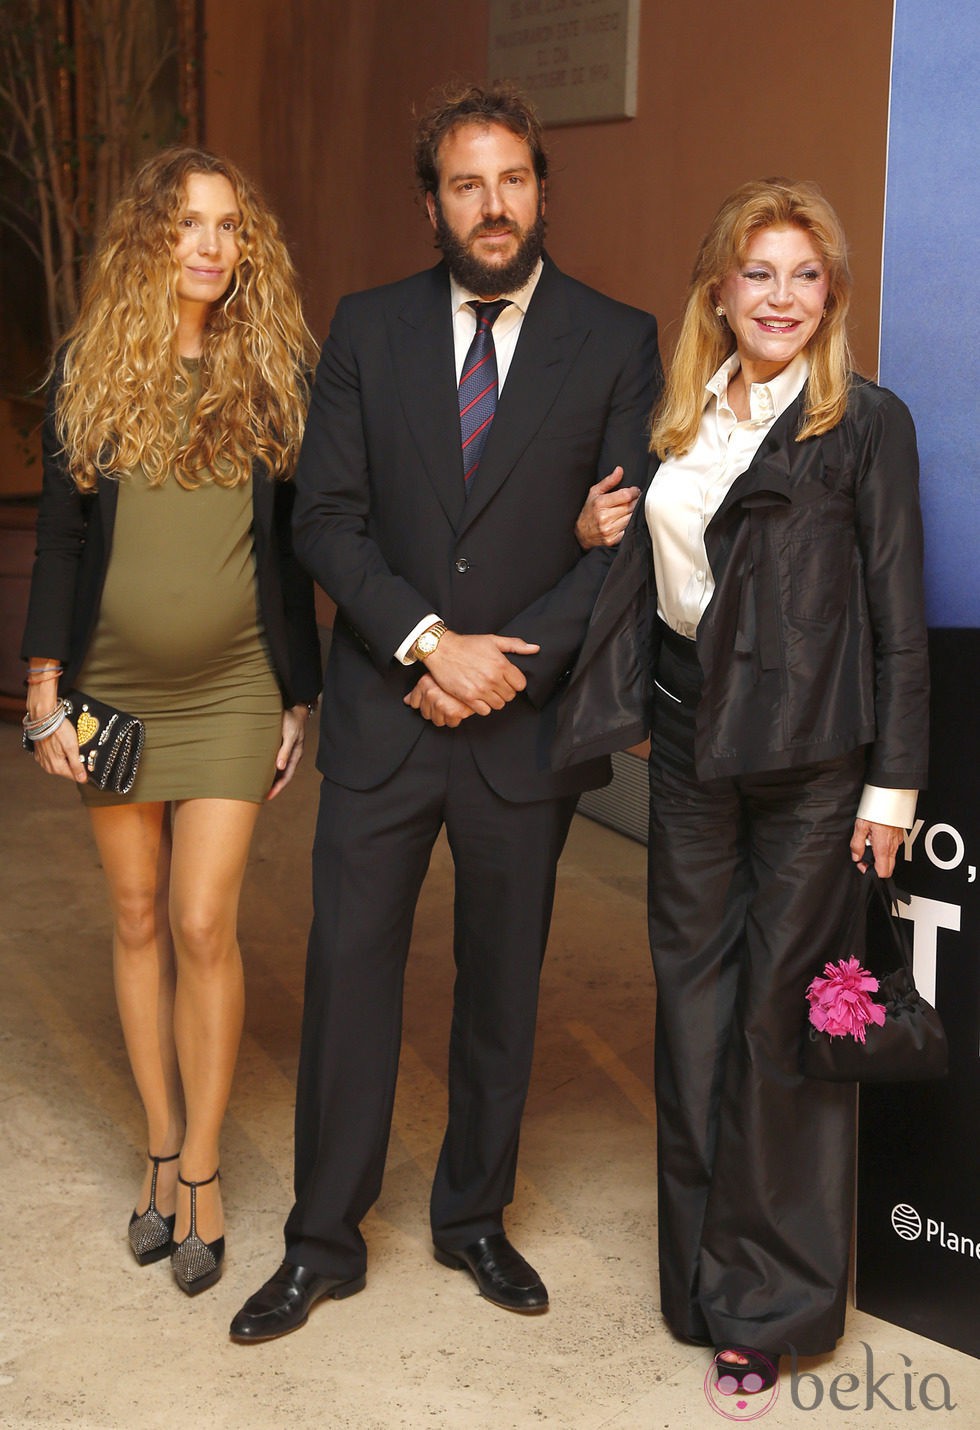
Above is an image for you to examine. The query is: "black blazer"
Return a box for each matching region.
[292,256,662,802]
[554,378,929,789]
[21,379,321,706]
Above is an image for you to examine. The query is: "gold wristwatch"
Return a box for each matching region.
[411,621,448,662]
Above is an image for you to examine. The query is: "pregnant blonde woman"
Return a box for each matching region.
[22,147,321,1297]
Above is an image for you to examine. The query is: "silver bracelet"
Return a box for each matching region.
[22,700,68,742]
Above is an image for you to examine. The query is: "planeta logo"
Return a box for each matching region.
[891,1204,922,1241]
[891,1203,980,1260]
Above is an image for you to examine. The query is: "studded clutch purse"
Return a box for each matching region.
[23,689,145,794]
[64,691,145,793]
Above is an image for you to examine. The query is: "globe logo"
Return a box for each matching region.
[892,1204,922,1240]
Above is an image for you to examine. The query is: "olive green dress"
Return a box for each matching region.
[77,370,282,806]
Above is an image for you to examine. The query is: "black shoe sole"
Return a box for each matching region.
[433,1247,466,1271]
[132,1239,173,1267]
[175,1261,223,1297]
[229,1273,366,1344]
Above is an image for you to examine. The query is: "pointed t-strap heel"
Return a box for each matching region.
[171,1169,225,1296]
[128,1150,180,1265]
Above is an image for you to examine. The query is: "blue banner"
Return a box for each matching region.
[878,0,980,627]
[856,0,980,1362]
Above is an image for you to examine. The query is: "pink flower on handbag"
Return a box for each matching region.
[806,957,887,1041]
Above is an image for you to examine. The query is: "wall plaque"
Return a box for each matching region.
[488,0,639,126]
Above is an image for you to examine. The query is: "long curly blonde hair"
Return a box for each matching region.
[56,147,317,490]
[651,178,853,460]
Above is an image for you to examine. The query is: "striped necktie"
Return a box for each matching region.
[458,299,510,487]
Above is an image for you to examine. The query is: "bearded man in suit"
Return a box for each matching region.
[230,82,660,1343]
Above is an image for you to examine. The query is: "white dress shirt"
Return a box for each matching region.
[449,260,543,389]
[396,260,545,665]
[646,351,915,830]
[647,351,809,640]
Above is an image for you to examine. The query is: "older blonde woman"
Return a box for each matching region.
[22,148,321,1296]
[561,178,929,1389]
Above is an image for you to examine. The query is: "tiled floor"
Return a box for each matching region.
[1,720,976,1428]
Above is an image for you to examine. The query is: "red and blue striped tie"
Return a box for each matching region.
[459,299,509,488]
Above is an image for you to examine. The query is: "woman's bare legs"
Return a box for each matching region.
[88,802,184,1221]
[168,797,261,1243]
[90,796,260,1245]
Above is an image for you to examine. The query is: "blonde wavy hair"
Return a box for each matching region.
[650,178,853,459]
[56,147,317,490]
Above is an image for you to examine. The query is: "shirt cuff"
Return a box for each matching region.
[856,784,918,830]
[395,614,441,666]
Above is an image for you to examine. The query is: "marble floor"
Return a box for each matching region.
[1,720,977,1428]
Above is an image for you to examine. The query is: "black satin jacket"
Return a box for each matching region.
[553,378,929,789]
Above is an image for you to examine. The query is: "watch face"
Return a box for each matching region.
[417,631,439,656]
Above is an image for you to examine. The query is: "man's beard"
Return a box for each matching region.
[433,199,546,296]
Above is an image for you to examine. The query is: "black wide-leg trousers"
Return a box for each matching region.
[648,630,862,1356]
[283,725,577,1280]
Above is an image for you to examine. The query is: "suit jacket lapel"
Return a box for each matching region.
[251,457,272,517]
[458,258,588,536]
[250,459,274,574]
[389,264,467,529]
[98,473,119,549]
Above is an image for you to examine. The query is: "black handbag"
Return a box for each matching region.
[802,868,948,1083]
[65,690,144,793]
[24,690,145,794]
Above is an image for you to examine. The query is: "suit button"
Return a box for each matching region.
[454,557,470,574]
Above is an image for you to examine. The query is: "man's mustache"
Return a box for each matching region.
[468,219,518,239]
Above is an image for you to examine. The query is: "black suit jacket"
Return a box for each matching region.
[21,378,321,705]
[292,256,661,802]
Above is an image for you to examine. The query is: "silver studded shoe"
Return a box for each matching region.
[171,1169,224,1296]
[128,1150,179,1265]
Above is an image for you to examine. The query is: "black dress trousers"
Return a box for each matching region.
[648,632,863,1357]
[283,723,578,1279]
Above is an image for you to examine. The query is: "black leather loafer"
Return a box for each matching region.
[434,1232,548,1313]
[229,1260,365,1343]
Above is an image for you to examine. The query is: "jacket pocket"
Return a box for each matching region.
[787,527,853,622]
